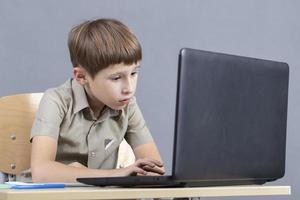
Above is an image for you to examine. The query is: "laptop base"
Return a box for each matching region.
[77,176,274,188]
[77,176,183,187]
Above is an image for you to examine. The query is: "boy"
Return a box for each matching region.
[30,18,165,183]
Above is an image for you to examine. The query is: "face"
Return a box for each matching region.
[74,62,140,111]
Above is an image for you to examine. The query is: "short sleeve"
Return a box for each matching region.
[30,89,67,141]
[125,97,153,149]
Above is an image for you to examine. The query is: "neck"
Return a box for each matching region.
[83,86,105,118]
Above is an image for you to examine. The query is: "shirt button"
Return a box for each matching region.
[91,151,96,157]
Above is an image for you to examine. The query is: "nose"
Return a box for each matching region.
[122,78,134,94]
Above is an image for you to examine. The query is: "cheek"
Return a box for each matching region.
[103,83,121,96]
[133,79,138,90]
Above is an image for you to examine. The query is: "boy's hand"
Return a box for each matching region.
[118,158,165,176]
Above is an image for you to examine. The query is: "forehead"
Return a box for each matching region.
[102,62,140,75]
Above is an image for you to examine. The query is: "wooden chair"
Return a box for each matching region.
[0,93,135,182]
[0,93,43,180]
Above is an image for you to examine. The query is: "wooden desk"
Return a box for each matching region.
[0,185,291,200]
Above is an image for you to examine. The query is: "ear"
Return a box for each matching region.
[73,67,88,86]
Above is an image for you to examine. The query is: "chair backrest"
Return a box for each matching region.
[0,93,135,175]
[0,93,43,175]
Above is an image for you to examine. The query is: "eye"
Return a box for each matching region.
[131,71,138,76]
[110,76,121,81]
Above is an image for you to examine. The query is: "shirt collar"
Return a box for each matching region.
[72,79,89,114]
[98,106,122,122]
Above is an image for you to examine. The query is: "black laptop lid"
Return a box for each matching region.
[173,48,289,183]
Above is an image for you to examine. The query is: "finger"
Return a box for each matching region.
[142,165,165,175]
[136,158,164,168]
[135,159,156,168]
[131,166,147,176]
[143,171,163,176]
[140,158,164,167]
[153,161,164,167]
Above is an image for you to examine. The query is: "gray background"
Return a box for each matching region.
[0,0,298,199]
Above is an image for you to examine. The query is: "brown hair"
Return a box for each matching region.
[68,18,142,78]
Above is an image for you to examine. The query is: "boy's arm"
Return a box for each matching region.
[133,142,165,175]
[31,136,116,182]
[125,98,165,175]
[31,136,160,182]
[133,142,163,162]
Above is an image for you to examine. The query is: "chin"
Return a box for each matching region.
[110,104,126,110]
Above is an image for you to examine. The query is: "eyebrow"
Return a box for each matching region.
[133,65,141,70]
[110,66,141,76]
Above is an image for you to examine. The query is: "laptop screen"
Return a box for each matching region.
[172,48,289,183]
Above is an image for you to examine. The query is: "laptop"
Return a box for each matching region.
[77,48,289,187]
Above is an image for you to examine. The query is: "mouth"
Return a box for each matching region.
[119,98,131,105]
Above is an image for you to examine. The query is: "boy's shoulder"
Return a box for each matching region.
[43,79,73,106]
[125,96,143,117]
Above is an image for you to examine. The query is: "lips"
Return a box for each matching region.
[119,98,131,104]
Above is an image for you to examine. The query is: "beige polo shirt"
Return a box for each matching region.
[30,79,153,169]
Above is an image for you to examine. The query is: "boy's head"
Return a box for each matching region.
[68,18,142,78]
[69,18,142,111]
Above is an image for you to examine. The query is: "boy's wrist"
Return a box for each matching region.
[110,167,129,177]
